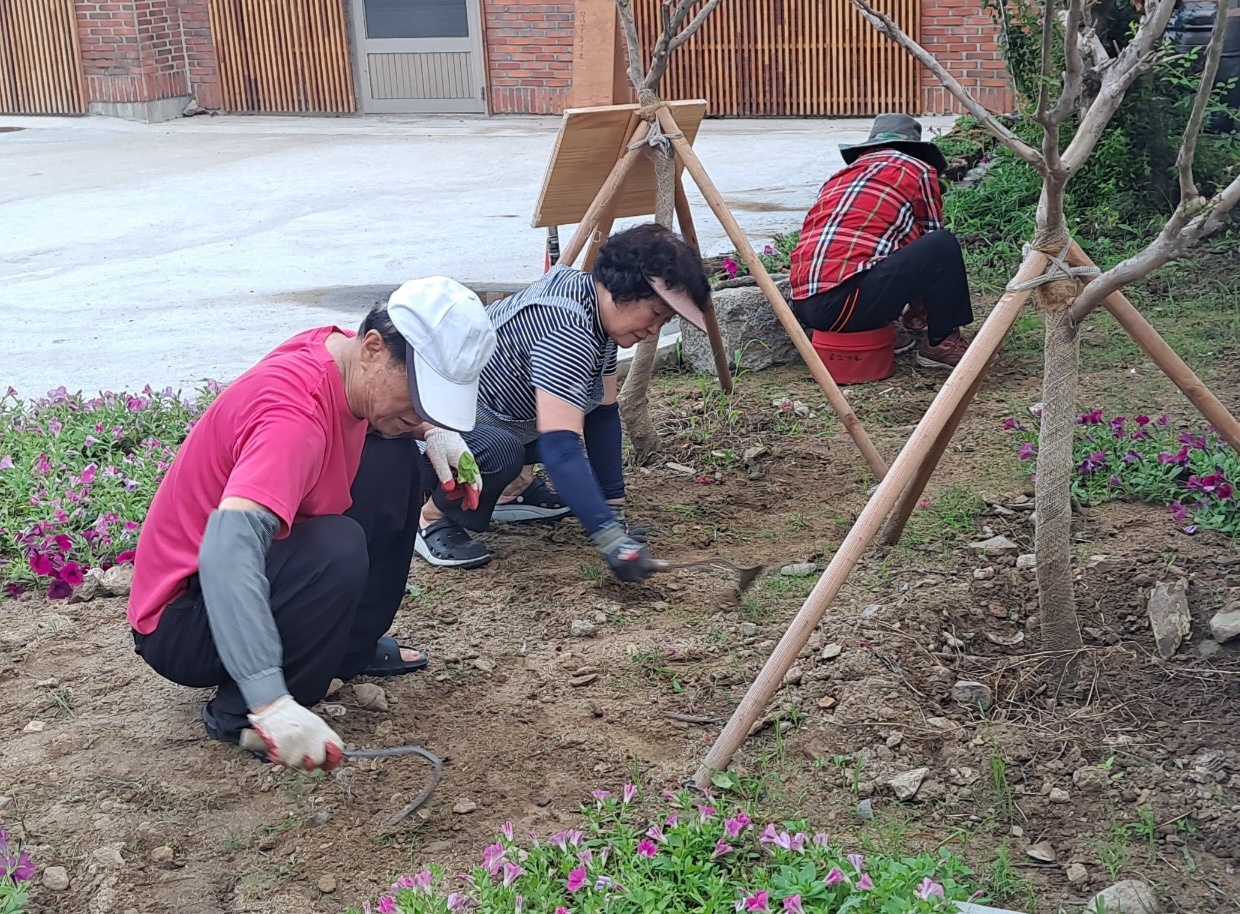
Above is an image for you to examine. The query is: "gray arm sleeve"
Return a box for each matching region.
[198,508,287,711]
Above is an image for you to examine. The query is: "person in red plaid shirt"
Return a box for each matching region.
[789,114,974,369]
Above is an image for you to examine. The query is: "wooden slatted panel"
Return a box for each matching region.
[0,0,86,115]
[368,52,474,100]
[208,0,355,113]
[636,0,919,117]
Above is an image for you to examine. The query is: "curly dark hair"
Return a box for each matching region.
[593,223,712,314]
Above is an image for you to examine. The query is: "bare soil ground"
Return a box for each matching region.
[3,343,1239,914]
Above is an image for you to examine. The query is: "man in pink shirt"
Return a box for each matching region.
[128,278,497,772]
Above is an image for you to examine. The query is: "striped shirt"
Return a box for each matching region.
[478,266,617,444]
[789,149,943,299]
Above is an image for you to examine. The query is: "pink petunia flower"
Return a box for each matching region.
[856,873,873,890]
[500,821,514,841]
[636,838,658,858]
[824,867,847,886]
[502,862,524,887]
[622,783,638,804]
[377,897,396,914]
[592,789,612,802]
[646,824,665,843]
[742,890,770,912]
[847,853,866,871]
[812,832,829,846]
[566,865,587,892]
[712,839,733,859]
[482,842,506,874]
[916,877,945,900]
[782,895,804,914]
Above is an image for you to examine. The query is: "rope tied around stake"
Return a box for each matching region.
[629,89,679,228]
[628,89,683,156]
[1005,241,1101,292]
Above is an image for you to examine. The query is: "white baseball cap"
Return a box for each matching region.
[387,277,497,433]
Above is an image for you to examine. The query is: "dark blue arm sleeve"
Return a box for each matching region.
[583,402,625,502]
[538,429,616,537]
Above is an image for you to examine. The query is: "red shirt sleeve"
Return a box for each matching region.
[221,405,328,534]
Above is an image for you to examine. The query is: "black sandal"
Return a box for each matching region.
[362,635,430,677]
[491,477,572,523]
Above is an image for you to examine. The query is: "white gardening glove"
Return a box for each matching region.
[424,427,482,511]
[247,695,344,772]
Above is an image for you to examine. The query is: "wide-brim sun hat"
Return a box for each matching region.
[387,277,498,433]
[839,113,948,174]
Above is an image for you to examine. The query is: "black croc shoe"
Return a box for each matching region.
[491,478,572,523]
[415,518,492,569]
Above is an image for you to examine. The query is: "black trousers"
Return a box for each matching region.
[792,230,973,346]
[133,430,522,739]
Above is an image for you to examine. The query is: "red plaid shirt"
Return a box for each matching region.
[789,149,943,299]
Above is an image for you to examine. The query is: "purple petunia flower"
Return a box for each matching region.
[1018,442,1036,461]
[48,578,73,600]
[1079,452,1107,474]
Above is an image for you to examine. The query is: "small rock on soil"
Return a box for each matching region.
[1147,579,1191,658]
[1086,880,1163,914]
[1210,606,1240,643]
[951,680,992,710]
[969,536,1019,555]
[43,866,70,891]
[887,767,928,800]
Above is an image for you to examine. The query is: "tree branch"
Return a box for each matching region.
[1033,0,1058,124]
[1048,0,1085,124]
[1060,0,1178,172]
[669,0,724,51]
[614,0,648,90]
[1176,2,1229,203]
[850,0,1044,169]
[1069,170,1240,322]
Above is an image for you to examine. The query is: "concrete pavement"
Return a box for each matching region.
[0,112,954,397]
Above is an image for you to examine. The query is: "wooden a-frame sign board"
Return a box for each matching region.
[531,100,709,229]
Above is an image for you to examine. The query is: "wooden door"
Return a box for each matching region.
[350,0,487,113]
[634,0,921,117]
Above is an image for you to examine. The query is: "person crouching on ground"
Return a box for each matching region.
[128,278,497,772]
[412,223,712,584]
[788,113,975,370]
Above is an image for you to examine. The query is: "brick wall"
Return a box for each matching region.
[482,0,575,114]
[920,0,1016,114]
[75,0,191,105]
[179,0,221,110]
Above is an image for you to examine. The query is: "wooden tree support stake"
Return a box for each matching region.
[693,250,1047,786]
[656,105,890,481]
[1067,241,1240,452]
[674,176,734,393]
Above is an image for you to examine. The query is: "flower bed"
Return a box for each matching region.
[1005,409,1240,537]
[0,385,217,599]
[348,786,982,914]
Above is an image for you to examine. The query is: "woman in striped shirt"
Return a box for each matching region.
[414,223,712,582]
